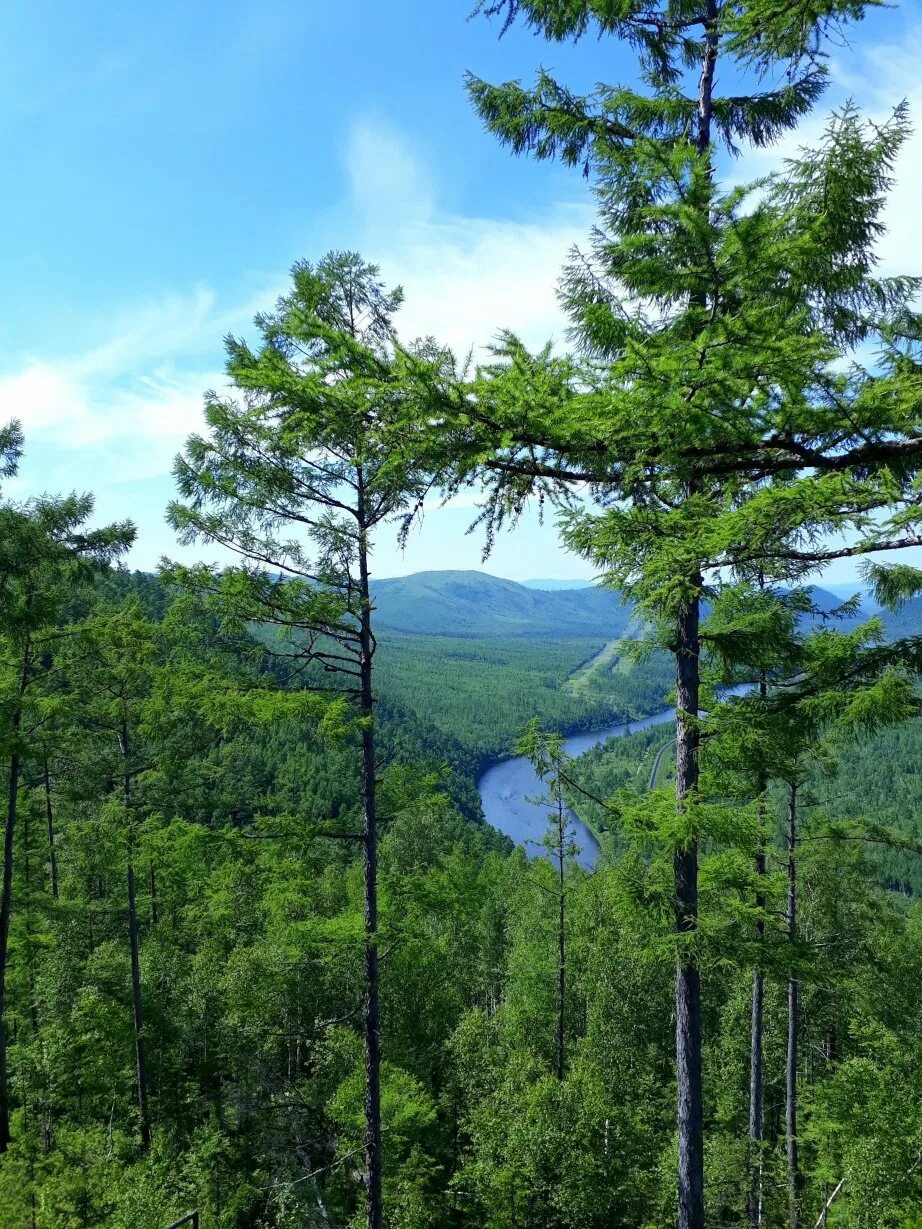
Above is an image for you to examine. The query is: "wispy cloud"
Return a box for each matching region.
[5,30,920,582]
[3,119,591,499]
[343,116,593,357]
[0,283,277,487]
[739,27,922,280]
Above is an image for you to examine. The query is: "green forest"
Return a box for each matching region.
[374,631,674,763]
[3,1,922,1228]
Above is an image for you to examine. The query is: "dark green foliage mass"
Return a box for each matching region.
[0,503,918,1228]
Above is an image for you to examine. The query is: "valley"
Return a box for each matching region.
[369,571,922,895]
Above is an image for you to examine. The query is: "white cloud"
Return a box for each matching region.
[344,115,593,357]
[2,361,208,454]
[0,281,269,485]
[345,117,435,225]
[738,29,922,280]
[383,207,592,357]
[2,121,591,507]
[0,355,222,483]
[7,38,921,580]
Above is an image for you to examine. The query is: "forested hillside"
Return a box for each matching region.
[1,548,921,1228]
[567,705,922,893]
[375,631,673,762]
[370,571,635,637]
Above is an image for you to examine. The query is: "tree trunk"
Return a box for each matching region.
[127,861,150,1149]
[0,642,30,1152]
[785,781,801,1229]
[122,723,150,1150]
[674,578,703,1229]
[22,798,39,1034]
[357,474,382,1229]
[148,861,157,927]
[673,8,718,1220]
[43,758,58,901]
[555,785,566,1082]
[748,898,765,1227]
[748,670,768,1228]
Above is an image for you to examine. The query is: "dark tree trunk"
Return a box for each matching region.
[127,862,150,1149]
[747,884,765,1227]
[674,579,703,1229]
[672,7,718,1221]
[785,781,801,1229]
[0,644,29,1153]
[43,758,58,901]
[748,670,768,1228]
[825,991,837,1065]
[555,786,566,1082]
[22,799,39,1035]
[0,746,20,1155]
[357,474,382,1229]
[122,724,150,1150]
[148,861,157,927]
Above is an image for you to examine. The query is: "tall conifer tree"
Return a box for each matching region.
[0,490,133,1151]
[456,7,922,1225]
[170,252,444,1229]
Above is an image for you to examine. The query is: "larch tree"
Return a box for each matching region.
[449,7,922,1224]
[0,490,133,1152]
[515,720,582,1081]
[60,601,162,1151]
[168,251,446,1229]
[702,585,922,1225]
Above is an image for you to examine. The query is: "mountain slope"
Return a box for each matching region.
[371,570,634,637]
[369,571,922,640]
[522,578,592,591]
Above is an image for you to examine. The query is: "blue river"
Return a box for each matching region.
[477,706,678,870]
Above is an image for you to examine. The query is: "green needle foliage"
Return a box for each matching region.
[451,4,922,1226]
[1,9,921,1225]
[168,251,449,1229]
[0,479,134,1154]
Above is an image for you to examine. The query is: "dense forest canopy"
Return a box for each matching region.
[2,1,922,1227]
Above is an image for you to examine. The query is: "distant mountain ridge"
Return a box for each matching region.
[369,570,918,640]
[521,578,592,591]
[371,570,634,637]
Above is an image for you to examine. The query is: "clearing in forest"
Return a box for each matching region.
[565,638,632,695]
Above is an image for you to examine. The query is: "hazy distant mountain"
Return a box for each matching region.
[805,586,866,619]
[367,572,896,639]
[371,571,633,637]
[876,594,922,640]
[820,582,869,601]
[521,579,592,591]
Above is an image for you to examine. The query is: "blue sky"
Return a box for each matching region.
[2,0,921,584]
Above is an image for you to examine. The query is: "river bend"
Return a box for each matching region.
[477,706,678,871]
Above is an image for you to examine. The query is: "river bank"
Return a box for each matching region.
[477,706,678,871]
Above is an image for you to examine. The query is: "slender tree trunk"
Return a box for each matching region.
[148,861,157,926]
[672,9,718,1222]
[748,865,765,1228]
[785,781,801,1229]
[22,800,39,1034]
[42,758,58,901]
[122,723,150,1150]
[555,785,565,1082]
[748,670,768,1229]
[674,578,703,1229]
[356,474,382,1229]
[126,863,150,1149]
[0,642,30,1153]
